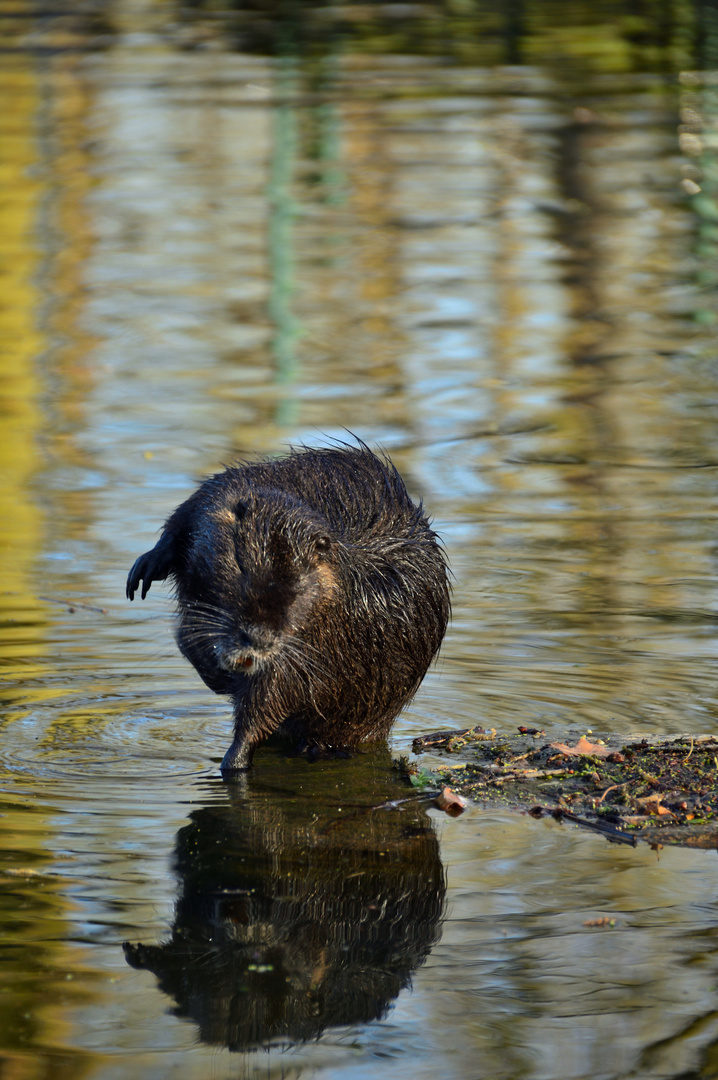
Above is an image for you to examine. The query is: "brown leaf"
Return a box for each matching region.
[549,736,612,759]
[636,794,671,816]
[435,787,467,817]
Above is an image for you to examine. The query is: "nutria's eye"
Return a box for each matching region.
[314,535,331,553]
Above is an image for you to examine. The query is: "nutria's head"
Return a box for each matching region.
[172,489,339,694]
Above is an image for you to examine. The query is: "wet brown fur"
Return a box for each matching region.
[126,444,450,770]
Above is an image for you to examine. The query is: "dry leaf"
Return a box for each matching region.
[549,736,612,759]
[435,787,467,817]
[636,794,671,816]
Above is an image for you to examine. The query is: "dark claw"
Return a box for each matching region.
[126,554,148,600]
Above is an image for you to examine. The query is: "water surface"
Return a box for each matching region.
[2,3,718,1077]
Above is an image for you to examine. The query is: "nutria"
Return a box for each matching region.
[126,443,450,771]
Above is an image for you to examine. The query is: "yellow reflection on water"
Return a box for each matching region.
[0,57,47,680]
[0,52,100,1079]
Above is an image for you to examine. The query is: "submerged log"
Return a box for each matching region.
[409,728,718,849]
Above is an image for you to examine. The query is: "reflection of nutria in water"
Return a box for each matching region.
[126,443,450,771]
[123,747,446,1051]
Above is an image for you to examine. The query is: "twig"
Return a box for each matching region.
[39,595,109,615]
[553,807,638,847]
[516,768,572,779]
[597,782,628,805]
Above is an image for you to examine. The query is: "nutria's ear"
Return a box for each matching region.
[314,535,332,553]
[234,500,248,521]
[126,531,176,600]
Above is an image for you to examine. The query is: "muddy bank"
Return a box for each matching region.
[410,728,718,850]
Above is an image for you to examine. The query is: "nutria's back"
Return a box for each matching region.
[127,444,450,771]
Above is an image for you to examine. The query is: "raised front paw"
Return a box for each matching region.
[126,536,175,600]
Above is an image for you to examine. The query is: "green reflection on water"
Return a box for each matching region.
[174,0,703,73]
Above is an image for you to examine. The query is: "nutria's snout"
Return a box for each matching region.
[126,442,450,772]
[216,634,278,674]
[218,647,255,673]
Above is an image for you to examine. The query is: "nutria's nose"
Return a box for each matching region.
[238,625,276,652]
